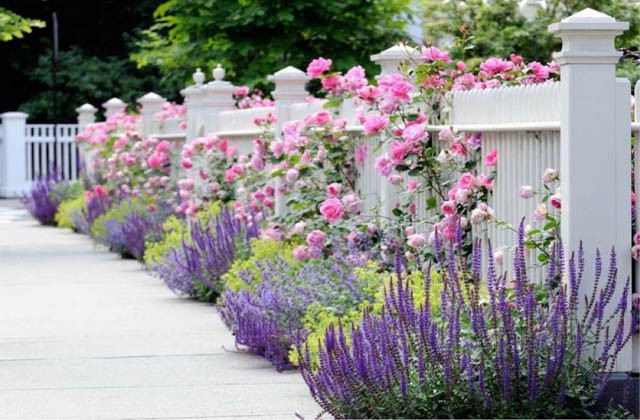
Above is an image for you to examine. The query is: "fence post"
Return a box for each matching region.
[102,97,126,118]
[267,66,310,216]
[549,8,632,371]
[202,64,235,133]
[0,112,29,197]
[371,44,419,219]
[75,103,97,130]
[181,68,206,141]
[138,92,166,137]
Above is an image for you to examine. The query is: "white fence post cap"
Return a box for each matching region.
[0,112,28,119]
[102,97,126,108]
[138,92,166,105]
[370,43,419,63]
[267,66,310,82]
[193,68,205,86]
[75,103,97,113]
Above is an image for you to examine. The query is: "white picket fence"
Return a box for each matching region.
[0,7,636,372]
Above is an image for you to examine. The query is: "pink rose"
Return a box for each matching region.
[315,110,331,126]
[181,158,193,169]
[550,193,561,209]
[402,125,426,143]
[293,246,310,262]
[480,57,513,75]
[390,81,413,102]
[357,86,381,104]
[518,185,534,199]
[93,185,106,198]
[543,168,558,183]
[374,155,393,177]
[363,115,389,135]
[407,233,426,249]
[407,179,419,192]
[485,149,498,167]
[341,194,362,213]
[320,197,344,223]
[327,183,342,197]
[441,200,456,216]
[438,126,454,142]
[457,172,475,190]
[389,140,409,164]
[306,57,332,77]
[285,168,299,183]
[421,46,451,64]
[306,230,327,248]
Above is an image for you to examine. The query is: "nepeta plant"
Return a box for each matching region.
[298,221,637,419]
[219,252,371,371]
[71,192,110,235]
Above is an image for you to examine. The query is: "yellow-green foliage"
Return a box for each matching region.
[142,201,221,267]
[55,196,85,228]
[289,267,462,367]
[221,238,295,292]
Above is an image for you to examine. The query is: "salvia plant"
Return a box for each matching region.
[219,251,373,371]
[158,207,259,300]
[297,220,637,419]
[23,171,65,225]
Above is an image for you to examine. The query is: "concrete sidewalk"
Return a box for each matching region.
[0,201,319,419]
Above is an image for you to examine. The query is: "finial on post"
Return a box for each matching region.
[213,64,225,82]
[102,97,126,118]
[193,68,205,86]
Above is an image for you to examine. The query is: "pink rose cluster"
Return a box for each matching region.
[233,86,275,109]
[153,101,186,125]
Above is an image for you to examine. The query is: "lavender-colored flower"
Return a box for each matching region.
[23,171,64,225]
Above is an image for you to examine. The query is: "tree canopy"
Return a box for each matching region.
[132,0,414,90]
[0,7,45,42]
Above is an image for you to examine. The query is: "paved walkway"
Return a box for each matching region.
[0,200,319,419]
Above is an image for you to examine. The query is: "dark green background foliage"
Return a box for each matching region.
[131,0,413,91]
[0,0,176,122]
[423,0,640,84]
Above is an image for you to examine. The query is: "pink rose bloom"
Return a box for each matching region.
[293,246,310,262]
[389,140,409,164]
[306,57,332,77]
[291,221,307,235]
[407,233,426,249]
[388,174,404,185]
[379,97,399,114]
[480,58,513,75]
[263,198,275,208]
[321,75,342,93]
[208,182,220,193]
[320,197,344,223]
[510,54,523,65]
[234,86,250,97]
[262,228,284,241]
[533,203,548,221]
[93,185,106,198]
[494,251,504,266]
[147,153,163,168]
[341,194,361,213]
[402,125,426,143]
[285,168,299,183]
[456,61,466,72]
[343,65,367,93]
[374,155,393,177]
[441,200,456,216]
[270,139,284,158]
[528,62,549,81]
[421,46,451,64]
[363,115,389,135]
[315,110,331,125]
[156,140,170,154]
[306,230,327,248]
[633,231,640,246]
[550,193,561,209]
[518,185,534,199]
[327,183,342,197]
[114,138,127,149]
[178,178,195,191]
[390,81,413,102]
[357,86,382,104]
[181,158,193,169]
[407,179,419,192]
[438,126,454,142]
[470,208,487,224]
[457,172,475,190]
[632,292,640,309]
[378,73,404,92]
[225,168,237,183]
[485,149,498,167]
[251,155,265,171]
[543,168,558,183]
